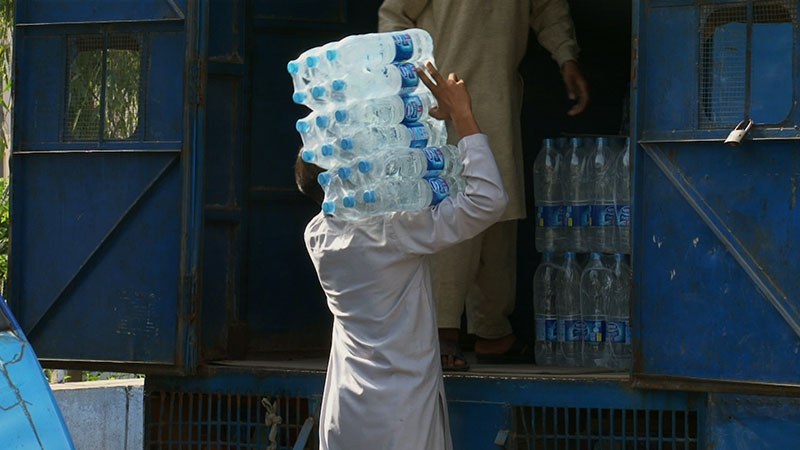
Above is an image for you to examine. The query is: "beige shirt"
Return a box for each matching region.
[379,0,580,220]
[305,134,507,450]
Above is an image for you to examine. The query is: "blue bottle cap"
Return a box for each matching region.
[316,115,330,128]
[363,191,377,203]
[597,136,609,147]
[321,144,335,156]
[322,201,336,214]
[570,137,583,148]
[541,251,553,261]
[564,251,576,259]
[300,149,316,163]
[335,110,349,122]
[543,138,555,148]
[342,196,356,208]
[614,253,624,262]
[357,160,373,173]
[287,61,300,75]
[590,252,602,260]
[340,138,353,150]
[295,120,311,133]
[292,92,307,104]
[332,80,347,91]
[337,166,352,180]
[311,86,326,99]
[317,172,332,186]
[306,55,320,68]
[326,49,339,62]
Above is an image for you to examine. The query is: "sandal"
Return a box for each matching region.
[475,338,533,364]
[439,337,470,372]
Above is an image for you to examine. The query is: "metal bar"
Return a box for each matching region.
[643,143,800,339]
[24,156,179,336]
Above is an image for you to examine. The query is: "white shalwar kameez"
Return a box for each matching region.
[304,134,508,450]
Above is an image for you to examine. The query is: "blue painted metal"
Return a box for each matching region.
[8,1,204,372]
[0,298,75,449]
[706,393,800,449]
[634,1,800,389]
[17,0,186,25]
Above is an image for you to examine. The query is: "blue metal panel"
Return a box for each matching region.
[9,3,206,371]
[706,394,800,449]
[17,0,186,24]
[634,1,800,390]
[447,402,508,450]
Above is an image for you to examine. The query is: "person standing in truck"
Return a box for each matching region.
[378,0,590,370]
[296,62,508,450]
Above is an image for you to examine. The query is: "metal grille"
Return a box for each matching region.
[65,33,144,141]
[146,391,320,450]
[510,406,699,450]
[698,0,795,128]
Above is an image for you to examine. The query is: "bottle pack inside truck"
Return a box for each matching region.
[9,0,800,448]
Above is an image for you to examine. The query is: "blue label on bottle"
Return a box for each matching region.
[426,177,450,206]
[584,319,606,343]
[565,204,591,227]
[557,319,566,343]
[405,122,430,148]
[421,147,446,176]
[564,318,585,343]
[607,320,628,344]
[401,95,424,123]
[392,33,414,62]
[591,203,617,227]
[535,316,558,342]
[536,205,566,227]
[617,204,631,227]
[395,63,420,94]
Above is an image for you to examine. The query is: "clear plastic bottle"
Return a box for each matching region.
[317,171,362,220]
[607,253,631,370]
[323,29,434,75]
[286,43,333,95]
[615,137,632,254]
[333,92,436,127]
[533,138,565,253]
[533,252,560,366]
[329,63,422,104]
[358,175,460,217]
[337,120,446,159]
[295,111,336,149]
[580,252,612,368]
[556,251,582,367]
[354,145,462,182]
[587,137,616,254]
[563,137,591,253]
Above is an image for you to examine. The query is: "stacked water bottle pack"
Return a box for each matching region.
[533,136,631,255]
[533,251,632,370]
[289,29,465,219]
[532,136,633,370]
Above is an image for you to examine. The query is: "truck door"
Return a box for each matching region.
[633,0,800,392]
[9,0,205,374]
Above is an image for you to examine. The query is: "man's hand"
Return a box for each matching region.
[416,61,480,138]
[561,60,589,116]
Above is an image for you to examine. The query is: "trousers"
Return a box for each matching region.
[432,219,517,339]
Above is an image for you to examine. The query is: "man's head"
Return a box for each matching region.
[295,150,325,205]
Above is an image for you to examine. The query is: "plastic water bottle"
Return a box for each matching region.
[359,175,461,217]
[337,121,446,160]
[533,138,565,253]
[300,143,339,169]
[329,63,423,104]
[563,137,590,253]
[608,253,632,370]
[533,252,560,366]
[334,92,436,126]
[556,252,582,367]
[323,29,433,75]
[296,111,336,149]
[318,171,362,220]
[349,145,462,183]
[615,137,632,254]
[580,252,611,368]
[287,43,333,94]
[587,137,616,253]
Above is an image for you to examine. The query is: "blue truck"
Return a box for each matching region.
[8,0,800,448]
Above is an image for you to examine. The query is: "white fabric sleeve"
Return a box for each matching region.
[389,133,509,255]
